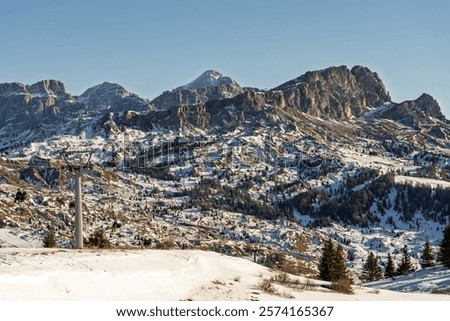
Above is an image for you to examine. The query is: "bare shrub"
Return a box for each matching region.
[281,291,295,299]
[298,279,317,291]
[258,277,296,299]
[43,230,57,248]
[271,272,291,284]
[304,279,317,291]
[369,288,380,294]
[154,239,175,249]
[212,279,225,286]
[85,228,111,249]
[270,272,301,288]
[331,277,354,295]
[258,279,277,295]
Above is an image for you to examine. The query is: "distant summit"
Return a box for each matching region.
[175,70,237,91]
[79,82,152,112]
[152,70,243,110]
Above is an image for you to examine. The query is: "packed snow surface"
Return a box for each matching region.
[0,249,449,301]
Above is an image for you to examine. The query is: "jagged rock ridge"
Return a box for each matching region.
[0,80,152,132]
[0,80,76,129]
[270,65,391,119]
[0,65,447,145]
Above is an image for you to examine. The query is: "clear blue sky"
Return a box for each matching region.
[1,0,449,115]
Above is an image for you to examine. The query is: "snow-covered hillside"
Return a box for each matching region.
[1,248,449,301]
[367,265,450,294]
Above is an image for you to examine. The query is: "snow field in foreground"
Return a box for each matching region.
[0,249,449,301]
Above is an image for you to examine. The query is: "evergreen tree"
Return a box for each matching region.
[384,252,396,278]
[438,224,450,269]
[420,238,435,268]
[331,244,349,281]
[397,245,415,276]
[362,251,383,282]
[43,230,57,248]
[318,238,349,282]
[318,238,334,281]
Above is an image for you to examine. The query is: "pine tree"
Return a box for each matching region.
[318,238,349,282]
[397,244,415,276]
[438,224,450,269]
[384,252,396,278]
[420,238,435,268]
[362,251,383,282]
[318,238,335,281]
[331,244,349,281]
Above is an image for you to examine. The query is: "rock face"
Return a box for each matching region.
[378,93,445,127]
[0,65,447,145]
[152,70,244,110]
[0,80,73,109]
[117,65,446,139]
[0,80,76,128]
[79,82,153,113]
[0,80,153,131]
[272,65,391,119]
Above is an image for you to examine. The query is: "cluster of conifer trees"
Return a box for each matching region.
[318,224,450,284]
[292,170,450,227]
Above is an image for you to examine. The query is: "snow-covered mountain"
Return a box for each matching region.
[176,70,237,91]
[1,65,450,297]
[152,70,244,110]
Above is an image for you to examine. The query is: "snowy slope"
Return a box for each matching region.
[366,265,450,293]
[1,248,449,301]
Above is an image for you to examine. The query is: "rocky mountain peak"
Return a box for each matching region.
[398,93,443,119]
[80,82,130,101]
[27,80,70,99]
[175,70,236,91]
[415,93,441,112]
[377,93,444,127]
[0,82,28,95]
[152,70,243,110]
[79,82,151,113]
[0,80,70,99]
[0,79,75,129]
[350,65,391,106]
[270,65,391,119]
